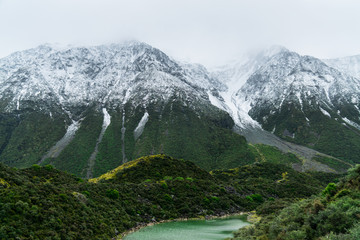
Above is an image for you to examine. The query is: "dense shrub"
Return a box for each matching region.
[323,182,337,197]
[106,189,119,199]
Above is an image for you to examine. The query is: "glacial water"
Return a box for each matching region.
[123,215,249,240]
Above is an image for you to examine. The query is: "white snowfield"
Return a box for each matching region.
[0,41,222,113]
[213,46,360,130]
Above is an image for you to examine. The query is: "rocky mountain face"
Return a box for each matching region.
[0,41,359,177]
[0,42,222,113]
[0,41,253,177]
[214,47,360,165]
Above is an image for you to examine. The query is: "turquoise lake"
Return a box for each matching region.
[123,215,249,240]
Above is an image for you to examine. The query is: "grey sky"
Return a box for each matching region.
[0,0,359,67]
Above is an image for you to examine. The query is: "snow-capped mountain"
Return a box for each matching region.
[0,41,244,177]
[0,41,223,116]
[211,46,288,128]
[238,49,360,121]
[213,46,360,165]
[214,47,360,129]
[1,41,359,176]
[324,55,360,79]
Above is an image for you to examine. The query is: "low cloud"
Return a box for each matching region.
[0,0,359,67]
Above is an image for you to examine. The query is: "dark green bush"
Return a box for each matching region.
[323,183,337,197]
[44,164,54,170]
[163,194,172,202]
[106,189,119,199]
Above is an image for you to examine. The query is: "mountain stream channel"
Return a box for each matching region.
[121,215,249,240]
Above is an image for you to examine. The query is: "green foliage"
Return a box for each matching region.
[313,155,352,173]
[49,107,103,177]
[31,164,41,170]
[163,194,172,202]
[0,155,342,239]
[0,111,67,168]
[232,163,360,240]
[248,194,263,203]
[345,164,360,183]
[249,144,301,166]
[257,101,360,166]
[211,196,219,202]
[93,155,213,184]
[323,182,337,196]
[161,181,168,189]
[44,164,54,170]
[246,196,254,202]
[82,190,90,197]
[93,109,124,177]
[212,162,337,201]
[246,195,264,204]
[0,156,259,239]
[334,189,351,199]
[93,100,257,177]
[203,197,210,205]
[106,189,120,199]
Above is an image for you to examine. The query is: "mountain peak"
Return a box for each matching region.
[253,45,289,59]
[0,41,221,114]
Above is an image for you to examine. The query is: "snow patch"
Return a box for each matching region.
[343,117,360,130]
[86,108,111,178]
[219,90,261,129]
[351,96,358,104]
[39,120,81,163]
[61,121,81,144]
[355,105,360,115]
[320,107,331,118]
[102,108,111,129]
[134,111,149,140]
[207,91,227,111]
[296,92,303,112]
[122,88,133,105]
[271,126,276,133]
[121,110,127,163]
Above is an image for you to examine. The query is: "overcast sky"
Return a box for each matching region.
[0,0,359,67]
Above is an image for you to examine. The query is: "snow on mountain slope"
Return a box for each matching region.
[208,46,360,166]
[324,55,360,79]
[211,46,288,128]
[2,41,360,170]
[1,41,249,177]
[237,50,360,123]
[211,46,360,131]
[0,41,224,116]
[2,42,360,131]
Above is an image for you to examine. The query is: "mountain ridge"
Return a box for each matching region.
[1,42,360,176]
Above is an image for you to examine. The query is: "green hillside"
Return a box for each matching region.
[0,110,67,168]
[257,102,360,166]
[0,98,352,178]
[92,100,257,177]
[0,99,257,177]
[0,155,337,239]
[233,164,360,240]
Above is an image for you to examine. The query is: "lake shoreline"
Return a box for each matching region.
[115,211,249,240]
